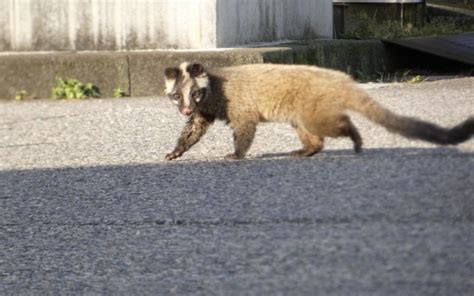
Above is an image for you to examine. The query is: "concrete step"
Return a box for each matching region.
[0,40,393,100]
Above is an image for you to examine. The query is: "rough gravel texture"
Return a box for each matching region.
[1,78,473,295]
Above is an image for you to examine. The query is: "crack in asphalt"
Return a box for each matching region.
[2,215,472,228]
[0,142,56,149]
[0,114,82,126]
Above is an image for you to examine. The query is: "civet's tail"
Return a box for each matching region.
[345,93,474,145]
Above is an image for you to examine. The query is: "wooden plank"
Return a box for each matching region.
[383,33,474,65]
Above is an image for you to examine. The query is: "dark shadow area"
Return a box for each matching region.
[2,147,472,227]
[258,146,472,159]
[385,42,474,74]
[2,147,473,295]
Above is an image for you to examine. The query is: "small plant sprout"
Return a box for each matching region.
[113,87,126,98]
[408,75,424,84]
[51,78,100,100]
[15,90,28,101]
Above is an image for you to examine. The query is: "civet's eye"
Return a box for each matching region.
[173,93,182,101]
[191,90,201,99]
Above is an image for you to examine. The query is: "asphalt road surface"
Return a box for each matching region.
[1,78,473,295]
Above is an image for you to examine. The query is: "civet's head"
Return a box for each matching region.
[164,62,210,117]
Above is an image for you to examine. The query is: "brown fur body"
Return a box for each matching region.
[164,63,473,160]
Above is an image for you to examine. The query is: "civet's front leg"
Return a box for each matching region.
[165,114,214,160]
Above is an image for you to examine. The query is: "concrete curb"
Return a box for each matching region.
[0,40,395,100]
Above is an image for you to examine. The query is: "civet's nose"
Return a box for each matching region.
[181,107,193,116]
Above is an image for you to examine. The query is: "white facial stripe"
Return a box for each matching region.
[178,62,192,107]
[195,74,209,89]
[181,82,192,107]
[180,62,190,80]
[165,78,176,94]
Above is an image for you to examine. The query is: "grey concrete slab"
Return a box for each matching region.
[0,53,129,100]
[1,78,474,295]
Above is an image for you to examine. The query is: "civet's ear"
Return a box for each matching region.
[187,63,205,77]
[164,67,180,80]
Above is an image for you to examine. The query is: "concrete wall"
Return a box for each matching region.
[0,40,395,99]
[0,0,332,51]
[216,0,332,47]
[0,0,216,51]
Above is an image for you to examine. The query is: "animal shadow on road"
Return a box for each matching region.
[258,146,471,160]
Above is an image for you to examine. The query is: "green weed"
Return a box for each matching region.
[342,13,474,40]
[52,78,100,100]
[15,90,28,101]
[113,87,126,98]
